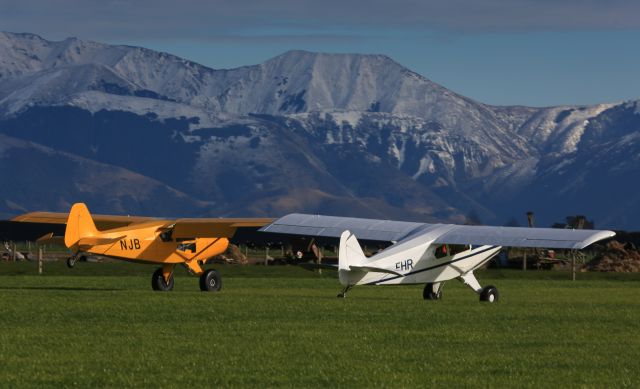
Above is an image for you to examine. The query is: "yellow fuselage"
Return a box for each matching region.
[78,221,229,266]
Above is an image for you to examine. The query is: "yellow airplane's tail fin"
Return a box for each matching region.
[64,203,100,248]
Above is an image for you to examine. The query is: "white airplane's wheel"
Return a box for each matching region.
[479,285,499,303]
[423,283,442,300]
[199,269,222,292]
[151,268,174,291]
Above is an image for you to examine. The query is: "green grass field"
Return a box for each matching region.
[1,261,639,388]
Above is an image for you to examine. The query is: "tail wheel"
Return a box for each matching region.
[423,283,442,300]
[199,269,222,292]
[151,268,174,291]
[67,255,85,268]
[480,285,499,303]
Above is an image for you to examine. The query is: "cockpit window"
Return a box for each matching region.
[177,242,196,253]
[434,245,448,258]
[449,244,471,256]
[434,244,471,258]
[159,229,173,242]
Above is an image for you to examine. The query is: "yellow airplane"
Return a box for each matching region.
[20,203,273,292]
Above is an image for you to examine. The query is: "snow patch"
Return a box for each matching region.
[412,156,436,179]
[67,91,220,129]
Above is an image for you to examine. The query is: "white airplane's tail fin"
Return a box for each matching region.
[338,230,367,271]
[339,230,403,278]
[338,230,403,287]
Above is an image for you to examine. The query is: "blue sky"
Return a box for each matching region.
[2,0,639,107]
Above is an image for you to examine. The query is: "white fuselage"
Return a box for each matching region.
[339,225,501,286]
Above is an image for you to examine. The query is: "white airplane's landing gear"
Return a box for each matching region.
[423,283,443,300]
[459,272,498,303]
[337,285,353,298]
[151,267,174,291]
[199,269,222,292]
[480,285,499,303]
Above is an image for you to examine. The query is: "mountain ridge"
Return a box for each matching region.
[0,31,638,229]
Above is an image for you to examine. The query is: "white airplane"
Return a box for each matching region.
[260,214,616,302]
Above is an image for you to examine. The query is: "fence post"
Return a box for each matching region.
[38,246,43,275]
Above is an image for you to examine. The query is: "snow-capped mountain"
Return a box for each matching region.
[0,32,638,229]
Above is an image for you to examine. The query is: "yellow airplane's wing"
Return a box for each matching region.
[13,210,273,240]
[172,218,275,238]
[12,211,157,230]
[11,212,69,223]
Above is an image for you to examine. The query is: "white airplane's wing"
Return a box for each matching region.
[433,225,615,250]
[259,213,425,242]
[261,213,615,249]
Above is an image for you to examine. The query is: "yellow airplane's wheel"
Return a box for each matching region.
[199,269,222,292]
[67,255,85,268]
[151,268,174,291]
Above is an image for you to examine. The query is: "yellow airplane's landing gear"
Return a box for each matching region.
[67,254,85,268]
[151,267,174,291]
[199,269,222,292]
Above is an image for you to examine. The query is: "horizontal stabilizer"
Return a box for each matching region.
[77,235,127,247]
[298,262,400,275]
[348,265,402,276]
[36,232,65,244]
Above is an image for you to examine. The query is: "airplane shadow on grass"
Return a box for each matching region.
[0,286,122,291]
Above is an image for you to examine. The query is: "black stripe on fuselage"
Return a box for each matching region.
[365,245,499,285]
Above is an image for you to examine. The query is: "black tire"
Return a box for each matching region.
[199,269,222,292]
[479,285,499,303]
[151,268,174,292]
[423,283,442,300]
[68,255,86,268]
